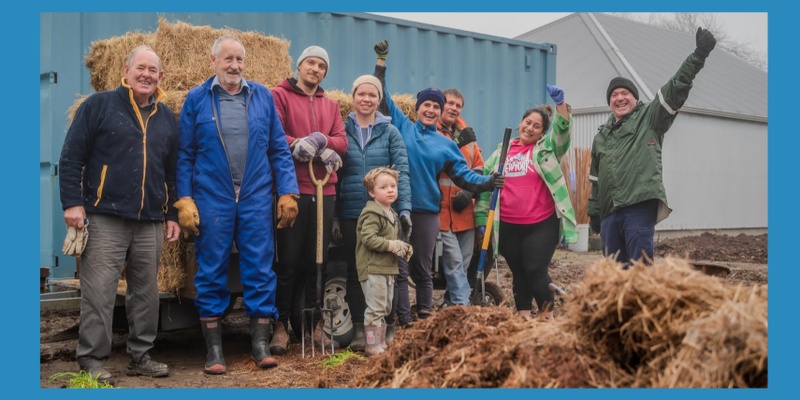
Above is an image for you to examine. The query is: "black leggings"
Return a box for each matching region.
[498,212,559,312]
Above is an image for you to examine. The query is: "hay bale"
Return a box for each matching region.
[161,89,187,118]
[391,94,417,121]
[153,17,292,91]
[157,234,187,295]
[85,31,157,92]
[561,257,768,387]
[656,286,768,388]
[84,17,293,94]
[324,90,353,122]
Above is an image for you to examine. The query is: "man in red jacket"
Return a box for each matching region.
[270,45,348,353]
[437,89,485,306]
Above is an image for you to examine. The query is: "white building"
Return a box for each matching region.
[517,13,768,237]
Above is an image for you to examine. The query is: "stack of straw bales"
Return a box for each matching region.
[353,257,767,388]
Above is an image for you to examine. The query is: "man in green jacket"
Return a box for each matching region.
[588,27,716,266]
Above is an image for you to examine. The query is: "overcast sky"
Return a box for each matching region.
[371,13,768,56]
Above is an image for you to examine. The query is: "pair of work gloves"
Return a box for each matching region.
[173,194,300,238]
[62,219,88,256]
[387,239,413,261]
[291,132,342,173]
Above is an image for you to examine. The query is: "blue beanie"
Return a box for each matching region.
[415,87,445,111]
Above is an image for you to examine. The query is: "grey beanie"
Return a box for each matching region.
[297,45,330,75]
[606,77,639,104]
[351,75,383,101]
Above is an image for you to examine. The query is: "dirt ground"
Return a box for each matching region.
[40,232,767,388]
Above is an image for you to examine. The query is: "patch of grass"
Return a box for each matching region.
[48,371,115,388]
[320,348,366,369]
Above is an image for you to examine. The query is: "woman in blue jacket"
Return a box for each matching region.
[335,74,410,351]
[374,41,503,325]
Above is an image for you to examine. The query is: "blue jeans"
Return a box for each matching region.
[600,199,658,266]
[440,230,471,305]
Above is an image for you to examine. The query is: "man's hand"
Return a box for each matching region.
[174,198,200,238]
[165,220,181,243]
[64,205,87,228]
[451,190,473,212]
[291,132,328,162]
[590,216,601,235]
[399,211,412,242]
[62,224,88,257]
[331,218,343,244]
[547,84,565,105]
[694,27,716,61]
[455,127,477,147]
[374,40,389,60]
[277,194,300,229]
[318,148,342,173]
[489,172,505,189]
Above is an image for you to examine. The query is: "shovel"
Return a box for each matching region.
[472,127,512,306]
[301,159,335,358]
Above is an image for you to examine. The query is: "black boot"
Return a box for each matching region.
[200,318,226,374]
[251,317,278,369]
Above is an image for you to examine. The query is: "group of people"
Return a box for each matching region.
[58,26,716,383]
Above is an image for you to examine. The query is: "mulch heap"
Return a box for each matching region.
[72,17,420,295]
[350,257,767,388]
[655,232,768,264]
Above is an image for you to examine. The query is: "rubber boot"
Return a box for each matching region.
[378,324,388,351]
[350,322,366,352]
[269,320,289,355]
[251,317,279,369]
[364,325,384,357]
[385,323,395,346]
[313,320,340,350]
[200,318,226,374]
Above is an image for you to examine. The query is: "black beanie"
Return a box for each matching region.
[606,77,639,104]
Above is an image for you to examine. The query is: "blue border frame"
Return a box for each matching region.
[23,1,785,399]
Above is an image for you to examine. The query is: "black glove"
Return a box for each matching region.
[451,190,473,212]
[455,127,477,147]
[399,211,412,242]
[590,216,601,234]
[693,27,716,61]
[489,172,505,189]
[374,40,389,60]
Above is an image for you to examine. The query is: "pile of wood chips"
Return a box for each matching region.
[351,257,767,388]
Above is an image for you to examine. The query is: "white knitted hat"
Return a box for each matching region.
[296,45,330,76]
[351,75,383,101]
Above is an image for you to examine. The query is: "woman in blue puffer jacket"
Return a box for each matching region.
[335,74,410,351]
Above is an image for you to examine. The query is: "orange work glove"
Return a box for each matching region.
[173,198,200,237]
[277,194,300,229]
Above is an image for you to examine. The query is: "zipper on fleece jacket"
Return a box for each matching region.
[127,88,159,220]
[93,165,108,206]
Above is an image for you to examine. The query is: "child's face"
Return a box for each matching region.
[369,173,398,207]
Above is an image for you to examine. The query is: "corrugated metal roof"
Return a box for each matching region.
[516,13,767,120]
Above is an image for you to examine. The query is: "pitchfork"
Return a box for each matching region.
[302,159,336,358]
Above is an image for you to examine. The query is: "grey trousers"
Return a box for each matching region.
[360,274,395,327]
[76,213,163,367]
